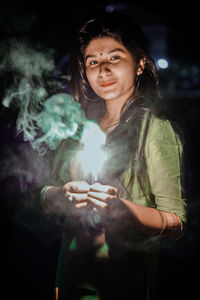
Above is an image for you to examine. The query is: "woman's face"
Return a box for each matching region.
[84,37,137,102]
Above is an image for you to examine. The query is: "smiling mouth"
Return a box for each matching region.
[100,81,116,87]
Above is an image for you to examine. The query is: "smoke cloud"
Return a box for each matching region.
[0,39,87,156]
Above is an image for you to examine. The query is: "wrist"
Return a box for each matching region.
[158,210,182,238]
[40,185,64,213]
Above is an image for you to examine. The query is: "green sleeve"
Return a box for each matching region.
[145,117,187,224]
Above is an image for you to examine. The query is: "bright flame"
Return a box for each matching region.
[78,121,107,181]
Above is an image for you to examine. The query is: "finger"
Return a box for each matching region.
[65,191,88,202]
[87,196,108,208]
[87,191,108,202]
[88,191,118,203]
[75,202,88,208]
[90,183,118,195]
[63,181,90,193]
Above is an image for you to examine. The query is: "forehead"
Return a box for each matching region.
[84,37,127,56]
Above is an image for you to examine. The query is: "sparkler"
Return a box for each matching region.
[78,121,107,184]
[78,121,108,231]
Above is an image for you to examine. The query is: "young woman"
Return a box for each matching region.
[41,14,187,300]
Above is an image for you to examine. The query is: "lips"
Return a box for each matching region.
[99,80,116,87]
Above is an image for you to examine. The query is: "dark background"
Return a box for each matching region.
[1,1,200,299]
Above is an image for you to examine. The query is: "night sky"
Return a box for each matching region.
[1,1,200,62]
[1,2,200,300]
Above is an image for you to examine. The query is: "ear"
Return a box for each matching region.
[136,57,146,75]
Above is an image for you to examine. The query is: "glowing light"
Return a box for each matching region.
[105,5,114,12]
[78,121,107,182]
[157,58,168,69]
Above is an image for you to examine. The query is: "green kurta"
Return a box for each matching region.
[53,114,187,300]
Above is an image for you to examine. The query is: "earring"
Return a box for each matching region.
[137,67,143,75]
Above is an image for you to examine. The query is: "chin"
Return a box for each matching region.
[100,92,119,100]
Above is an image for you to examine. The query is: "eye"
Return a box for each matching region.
[89,60,98,65]
[110,55,120,61]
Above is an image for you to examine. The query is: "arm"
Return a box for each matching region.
[87,185,164,236]
[118,198,182,237]
[127,118,186,237]
[88,186,182,237]
[145,118,187,236]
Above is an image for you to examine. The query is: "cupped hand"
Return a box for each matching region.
[63,181,118,211]
[87,182,118,209]
[63,181,90,208]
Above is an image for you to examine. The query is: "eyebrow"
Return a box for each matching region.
[85,47,126,61]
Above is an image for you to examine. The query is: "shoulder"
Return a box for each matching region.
[147,114,180,143]
[149,115,172,133]
[144,114,184,158]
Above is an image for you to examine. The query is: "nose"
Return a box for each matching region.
[98,62,111,77]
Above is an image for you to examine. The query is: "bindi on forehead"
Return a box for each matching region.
[85,43,127,62]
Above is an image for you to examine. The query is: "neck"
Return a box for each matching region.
[104,97,127,123]
[99,97,129,133]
